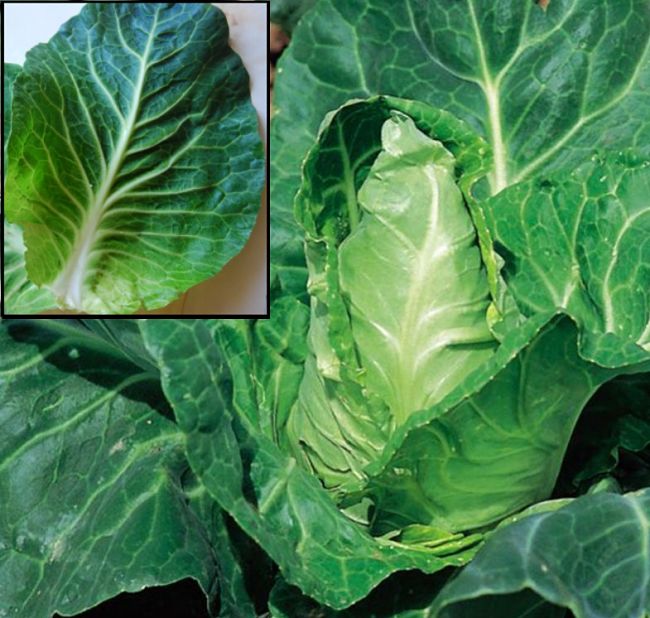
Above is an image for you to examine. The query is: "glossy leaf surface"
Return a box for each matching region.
[484,154,650,365]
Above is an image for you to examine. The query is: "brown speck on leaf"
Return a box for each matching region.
[537,0,550,10]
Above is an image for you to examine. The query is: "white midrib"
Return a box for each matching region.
[51,15,158,309]
[394,166,441,424]
[467,0,508,194]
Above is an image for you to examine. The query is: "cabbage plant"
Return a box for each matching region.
[1,1,650,617]
[3,3,263,314]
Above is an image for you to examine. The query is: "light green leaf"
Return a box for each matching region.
[3,63,21,176]
[338,112,496,425]
[287,96,498,494]
[283,96,650,535]
[0,320,218,617]
[3,64,57,314]
[366,316,608,534]
[4,223,58,314]
[6,3,263,313]
[434,489,650,618]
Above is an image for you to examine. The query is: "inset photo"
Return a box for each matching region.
[2,2,268,316]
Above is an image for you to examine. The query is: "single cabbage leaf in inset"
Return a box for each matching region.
[5,3,263,314]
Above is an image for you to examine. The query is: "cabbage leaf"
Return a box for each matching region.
[5,3,263,313]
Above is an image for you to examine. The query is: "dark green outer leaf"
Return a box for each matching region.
[6,3,263,313]
[0,320,218,617]
[433,489,650,618]
[271,0,650,291]
[251,296,310,442]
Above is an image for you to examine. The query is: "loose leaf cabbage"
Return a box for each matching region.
[3,0,650,616]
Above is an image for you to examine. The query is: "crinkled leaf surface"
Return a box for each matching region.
[141,319,483,611]
[484,154,650,366]
[0,320,219,617]
[271,0,650,290]
[433,489,650,618]
[251,295,310,441]
[3,63,57,314]
[5,3,263,313]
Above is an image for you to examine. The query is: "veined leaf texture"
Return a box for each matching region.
[5,3,264,314]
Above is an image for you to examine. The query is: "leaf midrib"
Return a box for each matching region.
[50,10,160,309]
[467,0,508,194]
